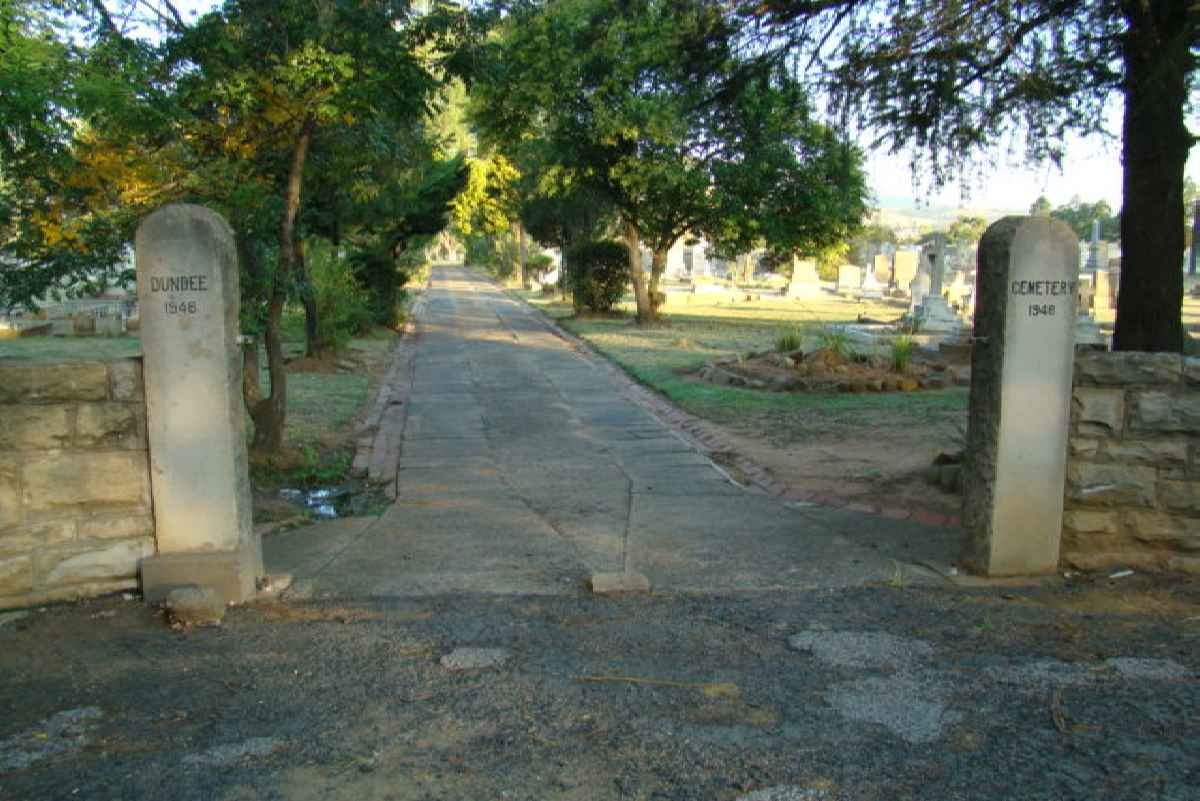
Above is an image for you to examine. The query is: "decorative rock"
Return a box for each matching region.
[590,572,651,594]
[440,647,511,671]
[1128,512,1200,550]
[1075,352,1183,386]
[0,556,33,596]
[165,585,225,626]
[1160,480,1200,515]
[1072,388,1125,434]
[1062,510,1120,535]
[1129,392,1200,433]
[1066,463,1157,507]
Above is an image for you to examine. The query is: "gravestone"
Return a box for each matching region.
[135,204,262,604]
[860,270,886,299]
[909,272,931,313]
[892,251,919,291]
[786,257,822,298]
[916,234,960,333]
[872,254,892,284]
[836,264,862,294]
[1093,269,1117,310]
[962,216,1078,575]
[1085,221,1109,273]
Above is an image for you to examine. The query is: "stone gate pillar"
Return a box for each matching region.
[962,216,1079,575]
[135,205,262,603]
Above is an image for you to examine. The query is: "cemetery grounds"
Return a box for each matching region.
[520,280,1200,519]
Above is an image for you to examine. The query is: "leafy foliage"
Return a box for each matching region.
[745,0,1196,351]
[565,240,630,313]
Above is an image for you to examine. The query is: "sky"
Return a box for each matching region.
[865,113,1200,215]
[161,0,1198,216]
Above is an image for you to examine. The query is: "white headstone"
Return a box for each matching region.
[860,270,885,299]
[135,204,262,603]
[909,272,931,313]
[872,254,891,284]
[892,251,919,290]
[786,257,822,298]
[962,216,1079,576]
[836,264,862,294]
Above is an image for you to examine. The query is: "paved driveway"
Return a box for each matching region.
[268,266,959,597]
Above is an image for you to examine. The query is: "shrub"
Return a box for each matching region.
[891,334,916,372]
[775,327,803,353]
[816,325,851,358]
[348,244,410,328]
[566,240,630,312]
[308,240,374,350]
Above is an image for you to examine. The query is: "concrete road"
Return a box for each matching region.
[268,265,959,597]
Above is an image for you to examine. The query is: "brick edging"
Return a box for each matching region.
[505,287,963,530]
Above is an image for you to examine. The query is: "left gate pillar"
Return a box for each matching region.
[135,204,262,603]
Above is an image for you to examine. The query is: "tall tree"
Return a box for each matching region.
[474,0,867,323]
[747,0,1196,352]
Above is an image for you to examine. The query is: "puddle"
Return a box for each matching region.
[279,482,371,519]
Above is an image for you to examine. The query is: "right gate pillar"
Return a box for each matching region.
[962,216,1079,576]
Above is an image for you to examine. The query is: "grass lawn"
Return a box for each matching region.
[520,287,969,443]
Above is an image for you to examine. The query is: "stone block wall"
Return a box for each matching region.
[0,359,155,609]
[1063,351,1200,572]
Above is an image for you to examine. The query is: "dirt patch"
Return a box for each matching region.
[710,421,964,517]
[699,347,970,394]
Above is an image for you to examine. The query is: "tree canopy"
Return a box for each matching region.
[472,0,868,323]
[743,0,1197,352]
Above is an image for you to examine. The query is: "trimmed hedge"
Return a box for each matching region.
[566,240,630,312]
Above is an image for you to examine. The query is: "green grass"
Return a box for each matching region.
[0,334,142,361]
[520,289,968,443]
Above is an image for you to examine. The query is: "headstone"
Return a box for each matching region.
[95,315,125,337]
[1093,269,1117,310]
[860,270,885,299]
[1085,221,1109,273]
[962,216,1078,576]
[909,272,931,313]
[916,234,960,333]
[785,257,822,298]
[135,204,262,604]
[892,251,919,290]
[872,254,891,284]
[836,264,862,294]
[925,234,948,296]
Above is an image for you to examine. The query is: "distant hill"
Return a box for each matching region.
[871,195,1024,241]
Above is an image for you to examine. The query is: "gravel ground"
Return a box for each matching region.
[1,576,1197,801]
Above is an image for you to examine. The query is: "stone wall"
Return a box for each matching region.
[1063,351,1200,572]
[0,360,155,609]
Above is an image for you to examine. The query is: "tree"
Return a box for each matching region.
[946,215,988,249]
[1029,196,1052,216]
[4,0,468,457]
[474,0,867,324]
[1050,198,1119,242]
[748,0,1196,352]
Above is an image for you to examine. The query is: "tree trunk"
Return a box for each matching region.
[1190,199,1199,276]
[1113,0,1190,353]
[559,244,570,300]
[251,115,315,456]
[649,248,669,313]
[298,239,329,359]
[624,219,654,323]
[518,223,529,288]
[510,222,525,287]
